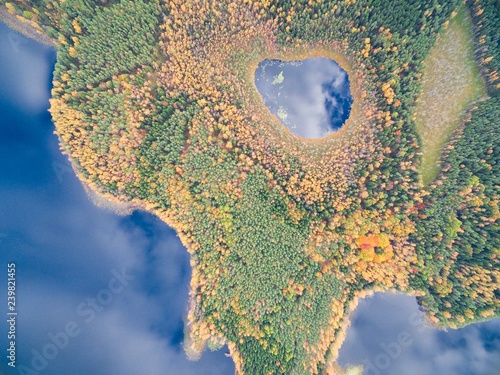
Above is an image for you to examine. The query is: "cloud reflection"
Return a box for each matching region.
[255,58,353,139]
[0,24,55,114]
[1,21,498,375]
[337,293,500,375]
[0,23,233,375]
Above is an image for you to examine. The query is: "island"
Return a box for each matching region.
[1,0,498,374]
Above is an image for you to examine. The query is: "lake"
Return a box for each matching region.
[254,57,353,139]
[0,22,498,375]
[0,22,233,375]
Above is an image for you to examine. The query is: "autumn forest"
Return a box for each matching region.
[0,0,498,374]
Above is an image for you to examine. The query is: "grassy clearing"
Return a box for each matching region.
[415,7,486,185]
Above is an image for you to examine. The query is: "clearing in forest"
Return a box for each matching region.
[415,7,486,185]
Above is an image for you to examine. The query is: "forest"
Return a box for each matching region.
[0,0,498,374]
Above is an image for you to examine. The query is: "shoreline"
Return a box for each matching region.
[0,9,54,47]
[3,6,491,372]
[243,43,368,153]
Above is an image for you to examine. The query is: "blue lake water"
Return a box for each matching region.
[0,23,498,375]
[337,294,500,375]
[0,23,232,375]
[254,58,353,139]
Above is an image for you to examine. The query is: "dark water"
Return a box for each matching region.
[0,23,233,375]
[254,57,353,139]
[0,23,498,375]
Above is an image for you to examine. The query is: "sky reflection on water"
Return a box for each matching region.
[254,58,353,139]
[337,293,500,375]
[0,22,233,375]
[0,22,499,375]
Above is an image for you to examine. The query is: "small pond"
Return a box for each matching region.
[254,57,353,139]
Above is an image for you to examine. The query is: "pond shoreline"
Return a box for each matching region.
[254,57,353,139]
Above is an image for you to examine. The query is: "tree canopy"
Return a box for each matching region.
[1,0,498,373]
